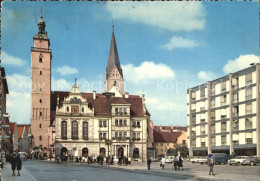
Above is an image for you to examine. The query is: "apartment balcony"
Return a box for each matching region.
[201,142,206,147]
[246,80,252,86]
[246,95,252,100]
[221,142,227,145]
[200,107,205,111]
[221,102,226,106]
[191,109,196,114]
[200,131,205,135]
[191,98,196,102]
[232,113,238,117]
[114,112,129,116]
[211,104,215,108]
[232,85,238,90]
[233,99,238,103]
[211,117,215,121]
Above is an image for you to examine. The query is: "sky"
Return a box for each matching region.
[1,1,259,126]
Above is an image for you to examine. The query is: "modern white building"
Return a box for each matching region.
[187,64,260,157]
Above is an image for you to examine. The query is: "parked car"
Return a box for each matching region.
[189,157,201,163]
[208,153,228,165]
[165,156,174,163]
[242,156,260,166]
[18,152,27,161]
[197,157,208,164]
[228,156,248,165]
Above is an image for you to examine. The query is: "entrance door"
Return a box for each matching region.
[118,147,124,158]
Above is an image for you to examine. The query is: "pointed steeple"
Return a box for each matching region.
[106,29,123,79]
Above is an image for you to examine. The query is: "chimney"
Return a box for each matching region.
[93,90,96,100]
[125,92,129,98]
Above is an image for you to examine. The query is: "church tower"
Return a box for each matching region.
[31,15,52,148]
[104,28,124,94]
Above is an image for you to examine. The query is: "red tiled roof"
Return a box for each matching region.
[17,124,30,139]
[154,126,187,132]
[153,130,182,143]
[9,122,17,133]
[51,91,149,117]
[172,126,187,131]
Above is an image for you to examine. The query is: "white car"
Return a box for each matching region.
[228,156,248,165]
[197,157,208,164]
[165,156,174,163]
[189,157,200,163]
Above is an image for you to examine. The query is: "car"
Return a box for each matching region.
[18,152,27,161]
[197,157,208,164]
[228,156,248,165]
[242,156,260,166]
[189,157,201,163]
[165,156,174,163]
[208,153,228,165]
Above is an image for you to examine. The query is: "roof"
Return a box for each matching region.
[0,67,9,94]
[153,130,182,143]
[17,124,30,139]
[154,126,187,132]
[51,91,149,117]
[106,31,123,79]
[9,122,17,134]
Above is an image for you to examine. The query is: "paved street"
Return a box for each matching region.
[1,160,260,181]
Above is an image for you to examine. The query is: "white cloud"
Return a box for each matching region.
[6,74,31,124]
[198,71,217,82]
[223,54,260,74]
[56,65,78,76]
[122,61,175,83]
[162,36,198,50]
[106,2,205,32]
[1,51,26,66]
[146,96,186,111]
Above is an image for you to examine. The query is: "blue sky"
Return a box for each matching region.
[1,2,259,126]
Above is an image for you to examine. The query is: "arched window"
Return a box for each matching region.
[82,107,84,112]
[61,121,67,139]
[71,121,78,139]
[39,57,42,63]
[39,135,42,141]
[82,122,88,139]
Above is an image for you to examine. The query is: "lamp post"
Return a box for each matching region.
[105,139,112,165]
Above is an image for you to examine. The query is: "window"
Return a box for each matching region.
[201,119,205,123]
[115,131,118,138]
[233,93,238,103]
[61,121,67,138]
[200,88,205,99]
[124,119,127,126]
[103,121,107,127]
[246,88,252,100]
[40,71,42,75]
[39,88,42,92]
[123,132,127,137]
[40,112,42,117]
[39,124,41,128]
[245,73,252,85]
[137,121,140,127]
[103,133,107,139]
[39,57,42,63]
[133,133,136,139]
[233,106,239,117]
[210,111,215,121]
[221,122,226,132]
[245,103,252,114]
[167,143,169,146]
[39,136,42,140]
[221,135,226,145]
[211,137,216,146]
[119,119,122,126]
[67,107,69,112]
[201,142,206,147]
[82,107,84,112]
[40,99,42,103]
[221,82,226,92]
[211,124,215,133]
[115,119,118,126]
[221,95,226,106]
[182,140,186,145]
[200,126,205,135]
[123,108,127,115]
[246,138,253,144]
[137,133,140,139]
[99,120,102,127]
[119,108,122,115]
[82,122,88,139]
[115,108,118,115]
[119,132,122,138]
[232,120,239,131]
[71,121,78,139]
[161,143,163,146]
[245,118,252,129]
[211,99,215,108]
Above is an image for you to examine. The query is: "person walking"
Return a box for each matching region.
[178,156,183,171]
[147,158,151,170]
[173,156,179,171]
[16,155,22,176]
[10,154,16,176]
[208,155,215,176]
[160,157,165,169]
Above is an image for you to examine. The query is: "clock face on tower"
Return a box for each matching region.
[72,106,79,114]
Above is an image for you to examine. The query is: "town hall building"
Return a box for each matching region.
[30,16,151,161]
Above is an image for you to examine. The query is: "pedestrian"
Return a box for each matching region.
[128,157,131,165]
[160,157,165,169]
[147,158,151,170]
[10,154,16,176]
[79,156,82,163]
[178,156,183,171]
[1,155,5,170]
[208,155,215,176]
[16,155,22,176]
[101,155,103,165]
[173,156,179,171]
